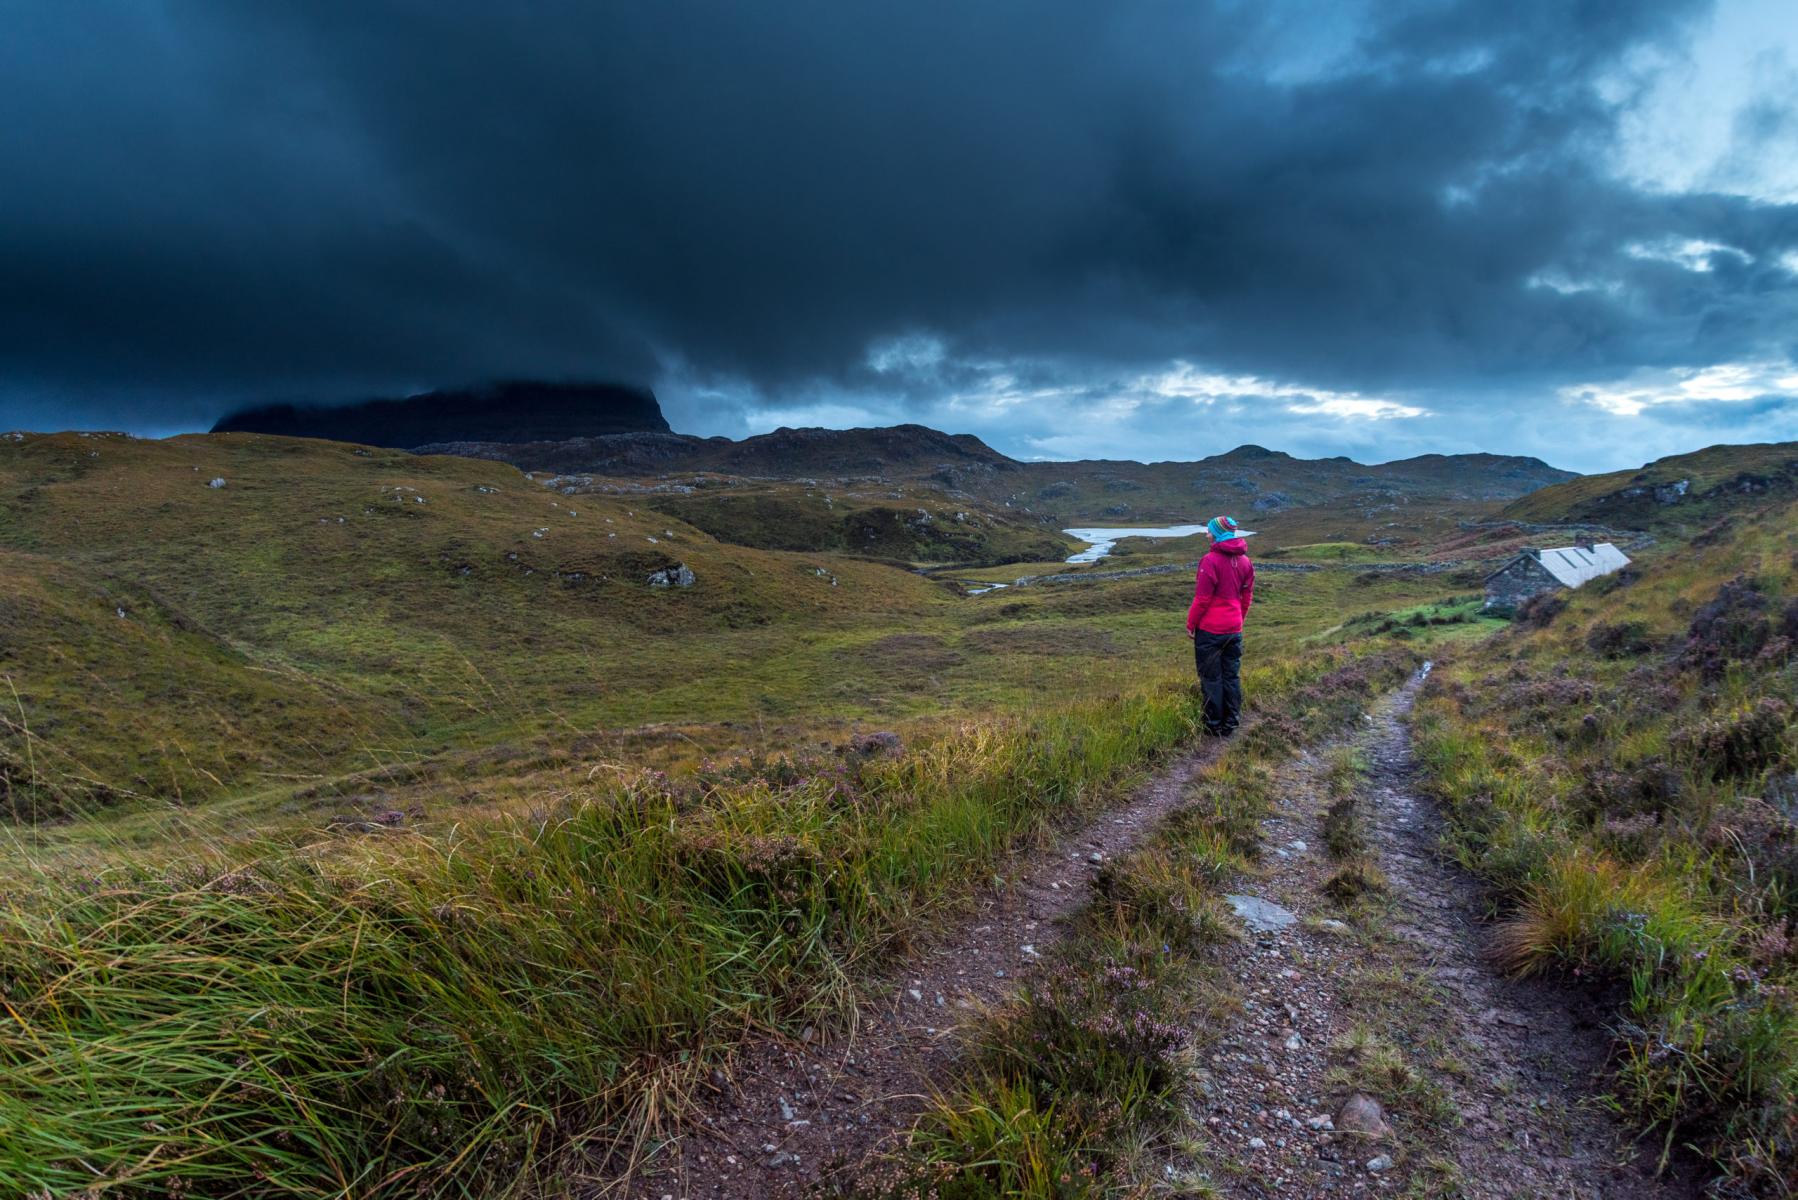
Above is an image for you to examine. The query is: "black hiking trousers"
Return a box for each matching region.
[1193,631,1243,735]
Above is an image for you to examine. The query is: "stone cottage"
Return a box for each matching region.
[1483,542,1630,611]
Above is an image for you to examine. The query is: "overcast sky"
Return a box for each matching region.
[3,1,1796,471]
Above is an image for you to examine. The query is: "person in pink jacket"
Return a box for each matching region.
[1185,515,1256,735]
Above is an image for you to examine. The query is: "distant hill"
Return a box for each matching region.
[422,423,1016,479]
[213,381,669,448]
[429,425,1575,527]
[1500,440,1798,533]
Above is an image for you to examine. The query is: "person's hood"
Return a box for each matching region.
[1209,538,1250,555]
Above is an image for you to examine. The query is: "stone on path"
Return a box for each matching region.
[1224,894,1297,932]
[1335,1092,1391,1138]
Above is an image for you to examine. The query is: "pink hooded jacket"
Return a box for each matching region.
[1185,538,1255,634]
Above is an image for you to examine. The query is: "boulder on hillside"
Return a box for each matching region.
[849,731,903,756]
[646,563,696,588]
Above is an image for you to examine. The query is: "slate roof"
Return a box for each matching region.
[1531,542,1630,588]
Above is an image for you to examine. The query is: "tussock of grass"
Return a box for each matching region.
[1323,860,1388,905]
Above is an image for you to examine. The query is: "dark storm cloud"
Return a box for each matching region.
[1,0,1795,452]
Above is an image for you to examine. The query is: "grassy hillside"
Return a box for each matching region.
[1501,440,1798,535]
[639,482,1073,564]
[0,431,1475,829]
[0,429,1503,1197]
[0,432,970,814]
[1415,495,1798,1191]
[0,423,1617,1197]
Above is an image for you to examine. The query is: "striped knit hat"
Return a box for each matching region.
[1206,515,1255,541]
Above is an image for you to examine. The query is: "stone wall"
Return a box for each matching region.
[1483,556,1559,611]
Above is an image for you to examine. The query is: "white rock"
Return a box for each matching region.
[1225,894,1298,932]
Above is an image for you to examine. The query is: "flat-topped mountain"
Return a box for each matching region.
[213,381,669,448]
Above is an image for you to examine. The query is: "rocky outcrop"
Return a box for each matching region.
[646,563,696,588]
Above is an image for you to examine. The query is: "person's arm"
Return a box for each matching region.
[1241,559,1254,619]
[1186,559,1217,634]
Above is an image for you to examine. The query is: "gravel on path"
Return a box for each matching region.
[1179,666,1703,1198]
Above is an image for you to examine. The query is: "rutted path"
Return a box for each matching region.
[630,731,1233,1198]
[1179,667,1701,1198]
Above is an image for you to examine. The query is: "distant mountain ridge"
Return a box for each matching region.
[420,423,1016,478]
[213,381,669,448]
[423,424,1576,522]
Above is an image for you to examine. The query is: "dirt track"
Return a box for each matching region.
[621,668,1703,1198]
[1178,667,1701,1197]
[628,733,1230,1198]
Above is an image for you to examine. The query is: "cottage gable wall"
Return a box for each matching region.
[1483,556,1559,610]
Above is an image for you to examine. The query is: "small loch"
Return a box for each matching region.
[1062,525,1206,564]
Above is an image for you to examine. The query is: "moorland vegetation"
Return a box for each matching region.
[4,425,1794,1195]
[1417,492,1798,1191]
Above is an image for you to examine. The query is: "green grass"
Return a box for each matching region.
[0,430,1510,1197]
[1264,541,1387,563]
[1413,497,1798,1192]
[1308,595,1503,647]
